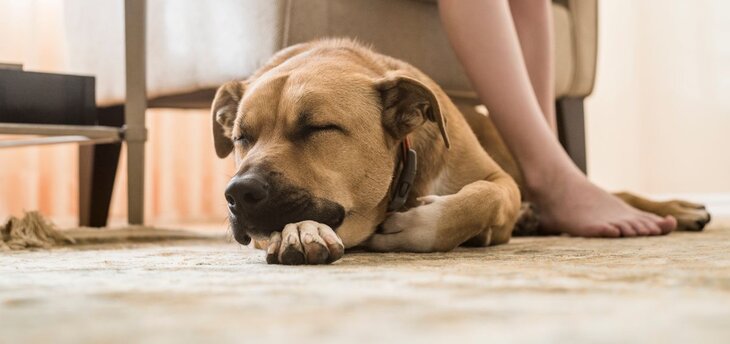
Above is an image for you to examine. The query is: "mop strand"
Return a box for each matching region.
[0,211,75,251]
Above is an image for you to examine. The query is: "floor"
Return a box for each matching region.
[2,219,730,344]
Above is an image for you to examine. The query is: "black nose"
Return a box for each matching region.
[225,174,270,209]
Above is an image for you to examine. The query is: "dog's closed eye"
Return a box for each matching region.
[233,132,255,148]
[301,124,342,137]
[295,111,346,140]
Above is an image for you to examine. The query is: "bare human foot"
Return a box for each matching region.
[438,0,677,238]
[529,171,677,237]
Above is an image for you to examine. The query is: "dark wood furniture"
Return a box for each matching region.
[556,97,588,174]
[0,69,123,227]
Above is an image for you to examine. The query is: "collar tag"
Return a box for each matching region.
[387,137,417,212]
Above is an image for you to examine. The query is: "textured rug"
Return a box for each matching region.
[1,219,729,344]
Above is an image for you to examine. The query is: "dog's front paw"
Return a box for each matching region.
[365,196,445,252]
[265,221,345,265]
[663,200,712,231]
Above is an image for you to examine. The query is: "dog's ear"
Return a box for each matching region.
[211,81,246,158]
[375,73,450,148]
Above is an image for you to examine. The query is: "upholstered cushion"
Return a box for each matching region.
[63,0,594,106]
[286,0,576,98]
[286,0,469,95]
[562,0,598,96]
[554,4,575,97]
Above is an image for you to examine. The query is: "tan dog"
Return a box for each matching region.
[211,39,711,265]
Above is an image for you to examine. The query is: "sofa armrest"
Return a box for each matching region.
[560,0,598,97]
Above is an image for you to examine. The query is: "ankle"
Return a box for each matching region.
[523,165,585,201]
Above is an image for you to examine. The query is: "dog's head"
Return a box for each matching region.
[212,47,449,247]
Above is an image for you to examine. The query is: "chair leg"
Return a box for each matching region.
[555,97,588,174]
[79,106,124,227]
[124,0,148,225]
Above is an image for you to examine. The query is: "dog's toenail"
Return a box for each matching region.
[695,220,707,230]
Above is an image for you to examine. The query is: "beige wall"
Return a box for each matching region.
[1,0,728,226]
[586,0,730,194]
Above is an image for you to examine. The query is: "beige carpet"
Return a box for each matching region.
[2,220,730,344]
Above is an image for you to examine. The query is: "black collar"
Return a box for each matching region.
[387,137,417,212]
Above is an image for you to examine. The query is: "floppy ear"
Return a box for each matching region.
[211,81,246,158]
[375,73,450,148]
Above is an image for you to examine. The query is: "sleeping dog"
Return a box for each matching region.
[211,39,711,265]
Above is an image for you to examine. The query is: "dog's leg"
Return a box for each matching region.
[264,221,345,265]
[365,171,521,252]
[615,192,711,231]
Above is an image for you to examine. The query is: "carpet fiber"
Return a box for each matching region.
[2,220,729,343]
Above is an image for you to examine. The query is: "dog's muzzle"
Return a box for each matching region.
[225,171,345,245]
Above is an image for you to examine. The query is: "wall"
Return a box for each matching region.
[586,0,730,195]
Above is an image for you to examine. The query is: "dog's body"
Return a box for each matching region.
[212,39,711,265]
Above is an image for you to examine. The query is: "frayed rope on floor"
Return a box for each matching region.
[1,212,225,251]
[1,211,74,251]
